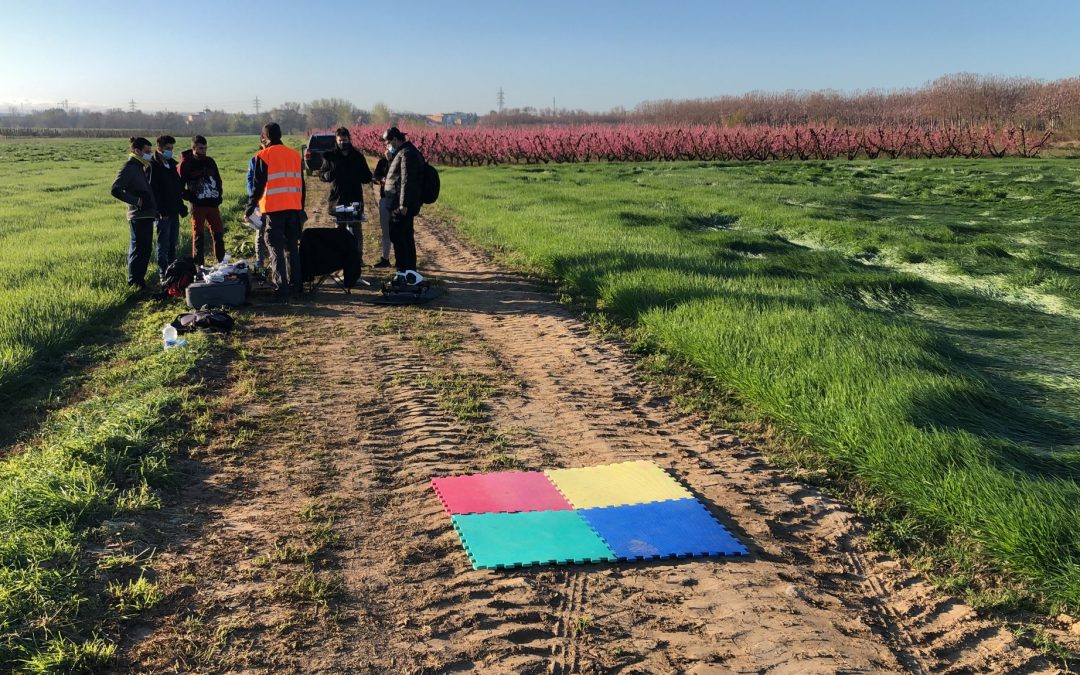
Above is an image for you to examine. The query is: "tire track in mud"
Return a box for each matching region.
[408,217,1058,674]
[340,323,569,673]
[118,178,1060,673]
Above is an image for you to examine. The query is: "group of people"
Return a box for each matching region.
[110,134,225,290]
[111,122,428,301]
[317,125,425,275]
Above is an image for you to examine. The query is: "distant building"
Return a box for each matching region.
[425,112,478,127]
[185,109,210,125]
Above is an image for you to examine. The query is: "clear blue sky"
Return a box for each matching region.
[2,0,1078,115]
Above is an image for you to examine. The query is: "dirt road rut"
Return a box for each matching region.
[118,199,1057,673]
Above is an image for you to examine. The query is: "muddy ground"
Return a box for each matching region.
[111,181,1059,674]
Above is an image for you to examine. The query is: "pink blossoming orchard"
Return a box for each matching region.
[346,123,1054,166]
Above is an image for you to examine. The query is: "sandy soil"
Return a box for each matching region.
[113,181,1059,674]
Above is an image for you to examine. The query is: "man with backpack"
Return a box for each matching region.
[179,135,226,265]
[381,126,426,276]
[150,135,188,282]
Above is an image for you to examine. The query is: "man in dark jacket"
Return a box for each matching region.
[150,135,188,280]
[319,126,372,261]
[111,136,158,290]
[179,135,225,264]
[381,127,425,274]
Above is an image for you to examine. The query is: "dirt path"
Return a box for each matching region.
[115,184,1058,673]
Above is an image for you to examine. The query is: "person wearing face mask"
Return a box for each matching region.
[150,135,188,281]
[110,136,158,291]
[179,134,226,265]
[318,126,372,260]
[380,126,425,276]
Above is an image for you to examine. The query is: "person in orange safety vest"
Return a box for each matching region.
[246,122,306,299]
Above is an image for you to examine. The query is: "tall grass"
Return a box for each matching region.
[437,159,1080,610]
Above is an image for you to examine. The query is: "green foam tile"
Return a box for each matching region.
[451,510,616,570]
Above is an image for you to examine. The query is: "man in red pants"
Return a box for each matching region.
[179,135,226,264]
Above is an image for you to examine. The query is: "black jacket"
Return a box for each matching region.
[384,141,425,212]
[178,149,224,207]
[110,156,157,220]
[151,153,187,218]
[318,146,372,212]
[246,141,306,216]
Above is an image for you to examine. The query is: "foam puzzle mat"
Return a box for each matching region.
[432,461,748,569]
[545,460,694,508]
[432,471,571,515]
[579,498,747,560]
[452,511,616,569]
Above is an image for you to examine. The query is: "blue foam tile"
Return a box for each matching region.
[578,498,748,560]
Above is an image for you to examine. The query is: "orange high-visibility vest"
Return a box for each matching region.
[256,144,303,213]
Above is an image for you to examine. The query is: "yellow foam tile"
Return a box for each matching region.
[544,460,692,509]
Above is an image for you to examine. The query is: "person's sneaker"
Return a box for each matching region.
[374,258,391,269]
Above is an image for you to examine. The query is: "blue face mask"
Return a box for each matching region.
[142,152,153,161]
[162,149,173,160]
[387,145,397,155]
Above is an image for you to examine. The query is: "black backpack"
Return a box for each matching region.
[421,163,440,204]
[170,310,235,333]
[161,257,197,298]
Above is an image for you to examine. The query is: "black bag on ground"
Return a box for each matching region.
[171,311,235,333]
[300,227,362,288]
[421,163,440,204]
[185,278,246,308]
[161,257,197,298]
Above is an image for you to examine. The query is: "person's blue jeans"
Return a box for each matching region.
[378,195,393,261]
[128,218,155,288]
[155,213,180,277]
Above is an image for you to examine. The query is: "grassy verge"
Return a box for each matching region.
[0,300,230,672]
[434,159,1080,615]
[0,135,282,442]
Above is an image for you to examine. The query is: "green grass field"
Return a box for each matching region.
[0,136,266,670]
[436,159,1080,610]
[0,136,266,430]
[2,140,1079,666]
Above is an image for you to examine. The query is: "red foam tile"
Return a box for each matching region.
[431,471,573,515]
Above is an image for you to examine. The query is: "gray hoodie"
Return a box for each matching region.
[111,156,157,220]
